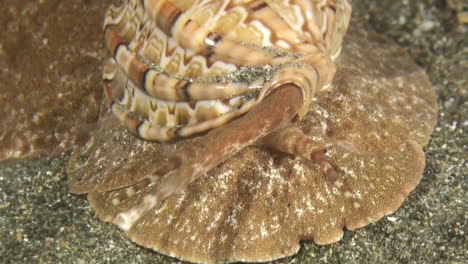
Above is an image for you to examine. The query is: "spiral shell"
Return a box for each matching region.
[102,0,351,141]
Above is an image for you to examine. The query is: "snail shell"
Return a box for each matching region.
[102,0,351,141]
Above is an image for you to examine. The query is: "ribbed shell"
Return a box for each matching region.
[103,0,351,141]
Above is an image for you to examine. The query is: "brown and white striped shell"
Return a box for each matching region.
[102,0,352,141]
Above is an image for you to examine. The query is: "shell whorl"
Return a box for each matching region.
[102,0,352,141]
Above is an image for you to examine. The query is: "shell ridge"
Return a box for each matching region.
[106,25,256,102]
[143,0,284,66]
[103,0,347,141]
